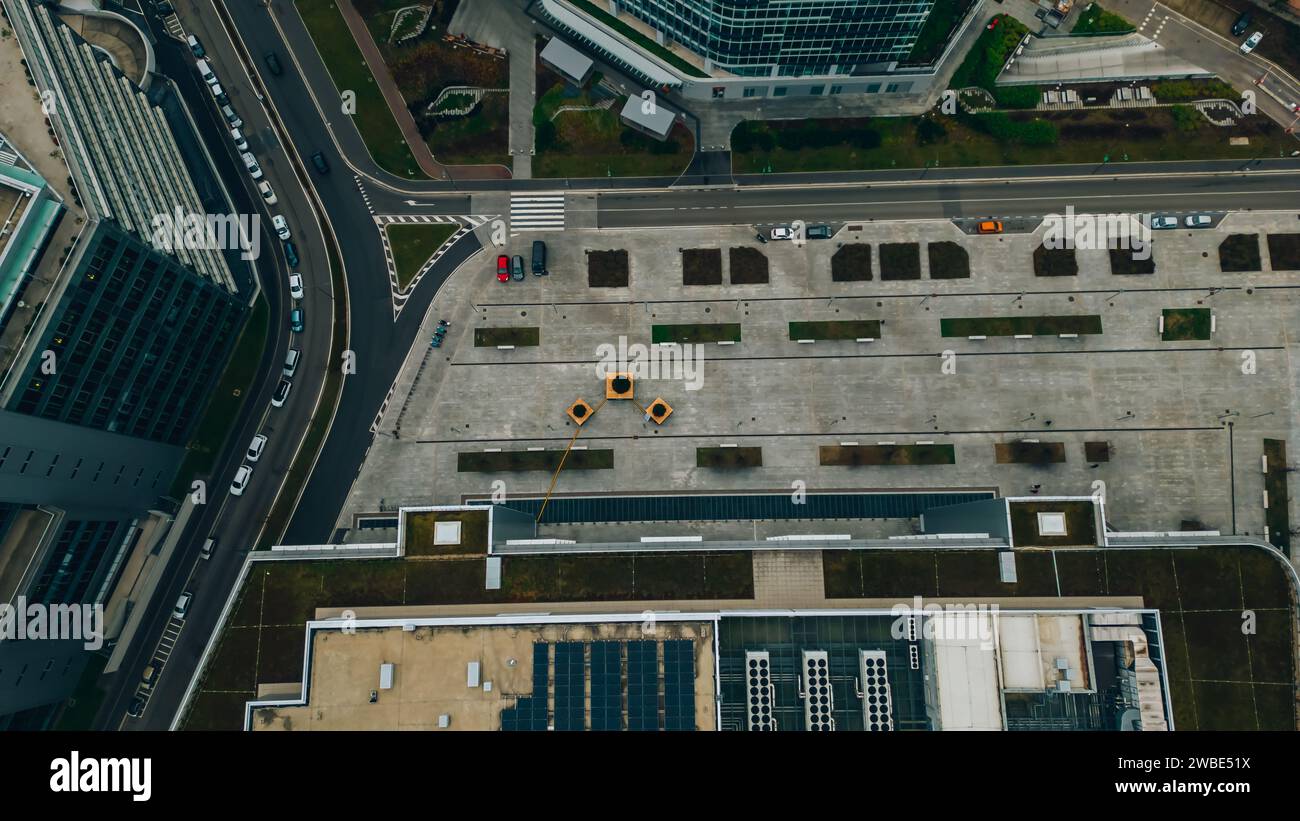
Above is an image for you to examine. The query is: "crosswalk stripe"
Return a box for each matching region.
[510,193,564,232]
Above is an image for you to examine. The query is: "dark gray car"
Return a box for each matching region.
[511,255,525,281]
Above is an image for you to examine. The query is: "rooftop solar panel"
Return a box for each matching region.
[626,640,659,731]
[663,640,696,731]
[500,642,550,731]
[553,642,585,731]
[590,641,623,731]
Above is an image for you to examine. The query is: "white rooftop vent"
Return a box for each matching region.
[438,714,450,728]
[858,651,895,731]
[745,651,776,731]
[908,645,920,670]
[379,663,394,690]
[434,521,462,545]
[801,650,835,731]
[467,661,481,688]
[1037,512,1068,536]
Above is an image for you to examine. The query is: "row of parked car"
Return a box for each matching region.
[496,240,549,281]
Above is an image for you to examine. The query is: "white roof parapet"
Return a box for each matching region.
[541,0,683,88]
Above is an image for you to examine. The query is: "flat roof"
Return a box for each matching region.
[540,37,594,84]
[620,94,677,137]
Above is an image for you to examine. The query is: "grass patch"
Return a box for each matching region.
[426,93,510,165]
[831,243,872,282]
[1160,308,1211,341]
[728,246,769,284]
[951,14,1029,91]
[651,323,741,344]
[1008,500,1097,546]
[1264,439,1290,551]
[995,440,1066,464]
[295,0,423,177]
[386,222,457,289]
[1033,244,1078,276]
[880,242,922,280]
[473,326,540,347]
[587,249,628,287]
[1219,234,1262,272]
[682,248,722,285]
[696,446,763,468]
[169,296,266,499]
[1109,247,1154,275]
[788,319,882,340]
[905,0,972,64]
[1150,79,1238,102]
[1266,233,1300,270]
[940,315,1102,336]
[1072,3,1135,34]
[457,449,613,472]
[819,443,956,466]
[927,241,970,279]
[403,508,490,556]
[567,0,709,78]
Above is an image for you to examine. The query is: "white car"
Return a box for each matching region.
[229,465,253,496]
[258,180,277,205]
[172,592,193,620]
[1185,214,1213,228]
[246,433,268,463]
[241,151,263,180]
[288,273,304,300]
[231,128,249,152]
[209,82,225,100]
[271,377,292,408]
[770,226,793,240]
[272,215,291,240]
[1149,215,1178,230]
[1240,31,1263,54]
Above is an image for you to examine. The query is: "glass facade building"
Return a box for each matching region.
[615,0,936,77]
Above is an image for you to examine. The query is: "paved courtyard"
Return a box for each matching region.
[337,210,1300,553]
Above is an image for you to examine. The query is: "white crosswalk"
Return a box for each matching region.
[510,192,565,232]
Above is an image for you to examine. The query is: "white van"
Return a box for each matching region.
[200,537,216,560]
[196,59,217,86]
[231,127,248,152]
[222,105,242,129]
[284,347,301,378]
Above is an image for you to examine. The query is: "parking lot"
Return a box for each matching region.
[335,210,1300,547]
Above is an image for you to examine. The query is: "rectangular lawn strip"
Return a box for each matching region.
[788,319,882,340]
[728,246,769,284]
[473,326,540,347]
[1219,233,1262,272]
[934,550,1016,598]
[821,551,863,598]
[587,249,629,287]
[1160,308,1211,341]
[1051,549,1106,596]
[200,627,261,692]
[1178,610,1254,682]
[927,241,970,279]
[831,243,872,281]
[1252,683,1297,730]
[1192,681,1259,730]
[1235,540,1293,608]
[702,552,757,598]
[1247,609,1296,684]
[294,0,423,177]
[820,443,956,466]
[458,448,613,472]
[994,440,1066,464]
[255,626,311,685]
[1263,439,1290,551]
[386,223,457,290]
[940,314,1102,336]
[696,446,763,468]
[1109,247,1154,275]
[682,248,722,285]
[184,691,257,731]
[403,508,490,556]
[1008,500,1097,546]
[850,550,940,597]
[1267,233,1300,270]
[651,322,741,344]
[879,242,922,280]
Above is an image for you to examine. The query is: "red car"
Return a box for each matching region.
[496,255,509,282]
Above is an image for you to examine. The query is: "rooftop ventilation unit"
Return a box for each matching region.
[908,645,920,670]
[906,615,918,642]
[857,651,894,731]
[801,650,835,731]
[745,651,776,731]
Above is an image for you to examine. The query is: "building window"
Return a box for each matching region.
[774,86,787,97]
[810,85,825,95]
[830,85,844,95]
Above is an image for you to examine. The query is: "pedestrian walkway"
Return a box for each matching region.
[752,551,827,608]
[510,192,565,232]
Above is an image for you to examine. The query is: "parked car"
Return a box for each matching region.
[1185,214,1213,228]
[496,254,509,283]
[770,226,793,240]
[272,214,291,240]
[977,220,1003,234]
[284,240,299,267]
[288,273,304,300]
[241,151,263,180]
[531,240,547,275]
[310,151,330,175]
[127,695,146,718]
[200,537,216,560]
[264,51,283,76]
[258,180,277,205]
[229,465,252,496]
[1240,31,1263,54]
[1149,215,1178,230]
[511,255,525,281]
[141,665,157,685]
[290,307,305,333]
[806,224,832,240]
[231,128,249,152]
[186,35,205,59]
[283,347,300,378]
[196,59,217,86]
[222,105,242,130]
[172,591,193,620]
[246,433,268,463]
[1231,11,1253,37]
[272,378,292,408]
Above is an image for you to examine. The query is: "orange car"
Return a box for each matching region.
[977,220,1004,234]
